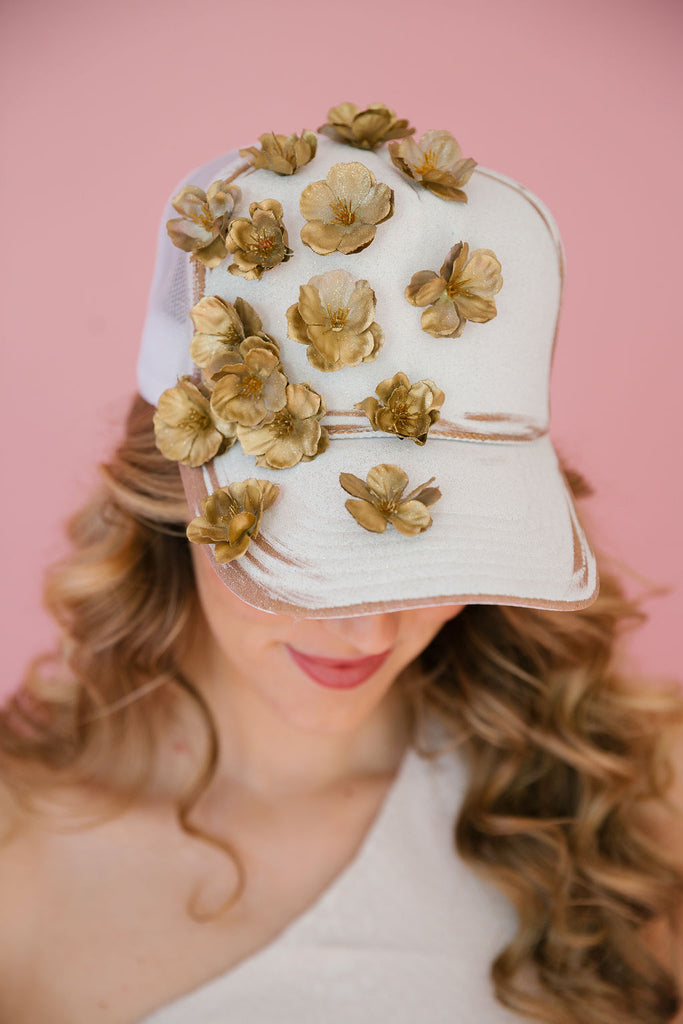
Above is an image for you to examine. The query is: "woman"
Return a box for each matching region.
[1,105,682,1023]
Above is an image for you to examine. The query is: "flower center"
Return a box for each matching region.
[376,496,399,515]
[190,203,215,231]
[325,304,350,331]
[253,229,276,256]
[390,400,413,433]
[412,148,439,176]
[329,197,356,226]
[217,495,240,523]
[238,373,264,398]
[271,409,295,438]
[180,408,211,431]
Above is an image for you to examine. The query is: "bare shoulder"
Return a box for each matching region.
[0,780,195,1023]
[0,781,51,1015]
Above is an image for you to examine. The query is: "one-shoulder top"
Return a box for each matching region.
[140,720,524,1023]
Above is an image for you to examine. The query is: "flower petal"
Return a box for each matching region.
[286,303,312,345]
[305,324,342,364]
[286,382,322,420]
[207,179,239,218]
[336,327,376,366]
[345,499,388,533]
[336,224,376,255]
[326,161,375,204]
[354,183,393,226]
[190,333,236,371]
[314,269,356,311]
[366,464,408,504]
[171,186,207,219]
[194,236,228,268]
[300,221,346,255]
[190,296,242,339]
[214,536,251,563]
[339,472,374,502]
[390,501,432,536]
[166,217,212,251]
[228,511,256,545]
[442,242,468,282]
[454,293,499,322]
[421,299,465,338]
[393,136,423,171]
[234,297,262,337]
[297,283,328,327]
[406,271,446,307]
[422,173,469,203]
[421,129,462,168]
[375,372,410,403]
[300,180,336,223]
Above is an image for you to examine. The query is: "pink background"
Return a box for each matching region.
[2,0,682,701]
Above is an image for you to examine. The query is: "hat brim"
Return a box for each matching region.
[179,431,598,618]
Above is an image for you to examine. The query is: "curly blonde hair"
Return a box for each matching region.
[2,394,682,1024]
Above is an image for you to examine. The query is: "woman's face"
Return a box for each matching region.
[189,546,465,736]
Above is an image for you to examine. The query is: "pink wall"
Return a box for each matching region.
[2,0,682,700]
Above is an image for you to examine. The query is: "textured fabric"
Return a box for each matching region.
[140,722,525,1024]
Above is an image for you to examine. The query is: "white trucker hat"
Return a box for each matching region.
[138,107,598,617]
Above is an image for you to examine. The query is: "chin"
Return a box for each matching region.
[264,679,391,736]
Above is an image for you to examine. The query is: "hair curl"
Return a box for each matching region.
[2,394,682,1023]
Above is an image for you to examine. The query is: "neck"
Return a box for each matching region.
[156,630,415,805]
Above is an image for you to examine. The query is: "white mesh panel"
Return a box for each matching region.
[137,148,250,406]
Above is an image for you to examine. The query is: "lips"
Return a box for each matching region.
[285,645,392,689]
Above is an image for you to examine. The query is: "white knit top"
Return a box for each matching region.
[140,722,524,1024]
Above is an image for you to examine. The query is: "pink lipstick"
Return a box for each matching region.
[285,645,392,689]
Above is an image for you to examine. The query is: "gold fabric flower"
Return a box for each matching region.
[226,199,293,280]
[166,180,241,267]
[286,269,383,371]
[210,347,287,427]
[355,372,445,446]
[300,163,394,255]
[318,103,415,151]
[388,130,476,202]
[239,130,317,175]
[405,242,503,338]
[186,479,280,562]
[153,376,234,468]
[189,296,277,377]
[237,383,329,469]
[340,465,441,536]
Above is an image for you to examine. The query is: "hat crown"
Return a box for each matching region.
[139,135,563,437]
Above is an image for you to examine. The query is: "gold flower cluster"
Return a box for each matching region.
[166,179,241,268]
[154,296,328,471]
[165,103,480,282]
[159,103,504,557]
[167,160,395,274]
[318,104,476,203]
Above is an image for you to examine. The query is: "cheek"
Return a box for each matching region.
[418,603,466,630]
[402,604,465,650]
[190,546,286,636]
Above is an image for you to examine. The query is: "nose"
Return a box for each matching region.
[322,612,402,656]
